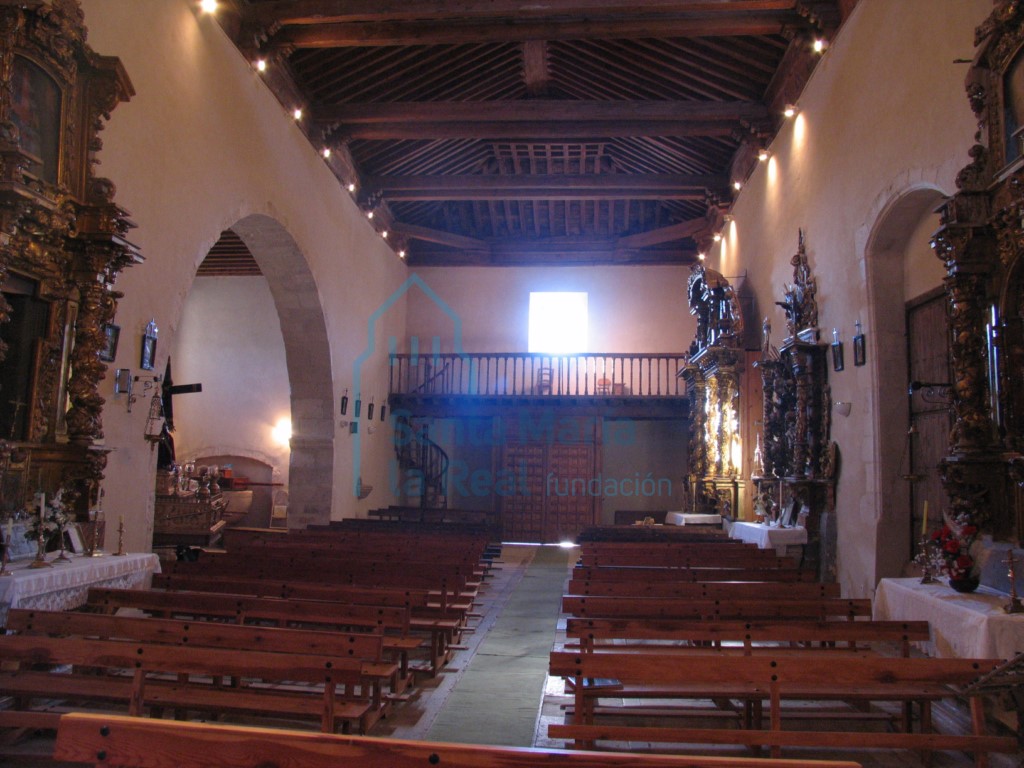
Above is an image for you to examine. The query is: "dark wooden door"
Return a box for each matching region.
[498,416,598,543]
[907,290,953,556]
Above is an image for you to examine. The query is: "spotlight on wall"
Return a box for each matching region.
[834,401,852,418]
[199,0,218,14]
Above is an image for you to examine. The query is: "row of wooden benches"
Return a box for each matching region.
[0,527,500,760]
[547,536,1017,765]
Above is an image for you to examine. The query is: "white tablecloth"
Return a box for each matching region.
[0,552,161,616]
[874,577,1024,660]
[665,512,722,526]
[727,521,807,555]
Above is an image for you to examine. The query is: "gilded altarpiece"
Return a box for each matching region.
[681,265,743,518]
[0,0,140,521]
[929,1,1024,553]
[755,232,837,581]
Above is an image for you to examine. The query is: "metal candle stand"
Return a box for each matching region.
[1003,551,1023,614]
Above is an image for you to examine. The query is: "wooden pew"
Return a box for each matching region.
[577,552,798,569]
[566,579,841,600]
[85,587,423,688]
[571,565,818,583]
[135,577,466,677]
[563,617,932,657]
[561,595,872,621]
[547,651,1017,764]
[3,608,397,726]
[53,712,865,768]
[576,525,729,543]
[159,558,484,595]
[0,634,394,736]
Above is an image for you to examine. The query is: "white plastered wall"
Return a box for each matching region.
[80,0,406,550]
[706,0,989,597]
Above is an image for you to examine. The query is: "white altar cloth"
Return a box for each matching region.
[665,512,722,526]
[727,521,807,556]
[874,577,1024,660]
[0,552,160,615]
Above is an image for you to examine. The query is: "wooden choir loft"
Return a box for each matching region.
[0,0,1023,765]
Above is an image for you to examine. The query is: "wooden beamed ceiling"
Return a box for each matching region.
[221,0,852,266]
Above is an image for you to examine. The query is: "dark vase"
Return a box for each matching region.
[948,575,980,593]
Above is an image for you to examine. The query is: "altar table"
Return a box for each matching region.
[665,512,723,526]
[726,521,808,557]
[0,552,160,620]
[874,577,1024,660]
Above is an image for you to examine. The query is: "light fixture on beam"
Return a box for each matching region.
[757,148,770,162]
[783,104,798,118]
[254,58,267,73]
[199,0,218,14]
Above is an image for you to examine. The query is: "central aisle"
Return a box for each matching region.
[425,544,573,746]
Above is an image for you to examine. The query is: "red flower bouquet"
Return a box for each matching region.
[928,514,978,582]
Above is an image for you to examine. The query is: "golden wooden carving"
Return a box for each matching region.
[0,0,140,520]
[930,0,1024,542]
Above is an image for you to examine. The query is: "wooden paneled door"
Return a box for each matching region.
[907,288,953,556]
[499,417,598,542]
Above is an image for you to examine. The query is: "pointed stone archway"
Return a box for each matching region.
[231,214,334,527]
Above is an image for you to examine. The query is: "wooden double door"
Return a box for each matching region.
[499,417,598,543]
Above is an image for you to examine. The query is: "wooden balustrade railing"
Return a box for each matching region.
[389,353,689,398]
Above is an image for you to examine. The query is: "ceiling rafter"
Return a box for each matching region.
[217,0,851,266]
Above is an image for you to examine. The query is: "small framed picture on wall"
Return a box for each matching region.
[140,319,158,371]
[100,323,120,362]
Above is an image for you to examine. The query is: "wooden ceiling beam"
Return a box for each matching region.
[390,222,490,251]
[332,120,747,140]
[366,173,727,201]
[317,100,769,124]
[247,1,801,27]
[616,217,707,248]
[406,241,696,266]
[270,12,815,49]
[522,40,551,96]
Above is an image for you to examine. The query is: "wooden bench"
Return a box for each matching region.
[563,617,932,657]
[547,651,1017,765]
[577,525,730,543]
[562,595,873,621]
[566,579,841,600]
[571,565,818,582]
[53,712,865,768]
[0,634,394,737]
[145,577,466,676]
[578,551,799,568]
[85,587,423,688]
[3,608,397,725]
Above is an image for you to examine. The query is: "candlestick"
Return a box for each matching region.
[28,527,52,569]
[114,516,126,556]
[0,528,11,577]
[86,510,105,557]
[1003,550,1023,614]
[921,500,928,537]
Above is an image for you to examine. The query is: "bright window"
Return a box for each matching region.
[528,292,588,353]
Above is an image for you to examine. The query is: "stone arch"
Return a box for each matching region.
[863,183,949,579]
[229,214,334,527]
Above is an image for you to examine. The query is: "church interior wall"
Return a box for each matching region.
[79,0,408,544]
[707,0,990,596]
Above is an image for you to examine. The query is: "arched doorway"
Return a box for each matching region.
[171,215,334,529]
[864,185,950,579]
